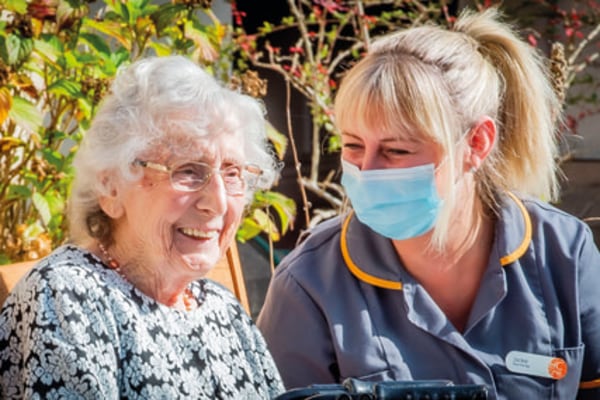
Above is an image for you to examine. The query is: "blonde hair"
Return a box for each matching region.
[334,7,561,249]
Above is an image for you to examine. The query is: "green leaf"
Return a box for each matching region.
[236,218,263,242]
[77,97,94,121]
[125,0,155,21]
[47,79,83,98]
[271,207,295,236]
[252,208,280,241]
[79,32,112,56]
[32,192,52,226]
[8,185,32,198]
[111,48,130,67]
[6,34,33,65]
[45,190,66,216]
[151,3,187,34]
[33,38,63,64]
[42,148,64,169]
[111,1,130,22]
[9,96,43,132]
[260,22,274,34]
[22,222,45,242]
[44,130,68,142]
[149,41,173,57]
[0,36,7,64]
[254,190,296,236]
[82,18,131,49]
[2,0,28,14]
[265,121,288,159]
[327,133,341,153]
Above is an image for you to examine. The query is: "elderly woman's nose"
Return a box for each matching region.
[195,174,228,213]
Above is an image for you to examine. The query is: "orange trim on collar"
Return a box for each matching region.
[340,212,403,290]
[579,378,600,389]
[499,192,532,266]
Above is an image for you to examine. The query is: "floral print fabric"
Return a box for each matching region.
[0,245,284,399]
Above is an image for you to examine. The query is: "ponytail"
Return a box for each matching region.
[454,7,562,202]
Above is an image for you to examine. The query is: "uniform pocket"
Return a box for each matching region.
[494,372,551,399]
[552,345,584,399]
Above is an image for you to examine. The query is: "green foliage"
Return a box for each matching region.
[0,0,295,262]
[237,190,296,243]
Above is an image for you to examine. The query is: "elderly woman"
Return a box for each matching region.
[0,56,284,399]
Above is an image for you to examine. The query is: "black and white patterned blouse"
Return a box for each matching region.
[0,245,284,399]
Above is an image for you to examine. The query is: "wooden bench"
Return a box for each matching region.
[0,243,249,312]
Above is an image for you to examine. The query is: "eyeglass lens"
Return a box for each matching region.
[171,162,248,194]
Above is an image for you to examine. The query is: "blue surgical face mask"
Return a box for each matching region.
[341,159,442,240]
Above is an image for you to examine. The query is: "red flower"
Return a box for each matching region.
[362,15,377,24]
[565,27,574,38]
[314,0,346,13]
[27,0,57,21]
[312,6,322,18]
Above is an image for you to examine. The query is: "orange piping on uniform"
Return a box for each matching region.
[579,378,600,389]
[340,212,403,290]
[499,192,532,266]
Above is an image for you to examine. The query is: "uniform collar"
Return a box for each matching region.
[340,191,532,289]
[496,191,532,266]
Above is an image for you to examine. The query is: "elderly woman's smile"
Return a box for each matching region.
[178,227,219,240]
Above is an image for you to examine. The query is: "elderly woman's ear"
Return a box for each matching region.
[98,173,124,219]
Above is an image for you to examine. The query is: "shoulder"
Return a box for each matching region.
[6,245,113,310]
[263,215,351,304]
[33,245,109,289]
[500,192,598,268]
[296,215,346,245]
[35,244,103,273]
[282,215,344,264]
[513,193,592,238]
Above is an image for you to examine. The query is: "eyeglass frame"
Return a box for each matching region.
[132,158,263,196]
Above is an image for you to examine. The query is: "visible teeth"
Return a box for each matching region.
[180,228,217,239]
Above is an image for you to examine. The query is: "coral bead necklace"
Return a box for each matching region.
[98,242,196,311]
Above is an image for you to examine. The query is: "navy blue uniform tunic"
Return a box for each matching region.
[258,193,600,399]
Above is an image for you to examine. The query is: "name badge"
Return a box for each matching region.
[505,351,567,380]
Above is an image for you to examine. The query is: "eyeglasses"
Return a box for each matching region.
[133,159,263,196]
